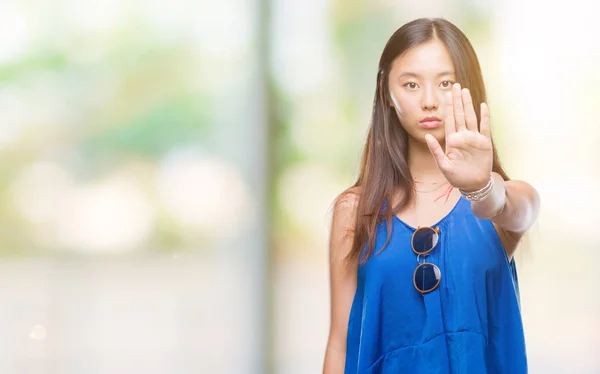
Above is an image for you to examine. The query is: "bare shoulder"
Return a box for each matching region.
[329,186,362,259]
[334,186,362,209]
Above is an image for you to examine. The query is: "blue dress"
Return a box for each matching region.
[345,196,527,374]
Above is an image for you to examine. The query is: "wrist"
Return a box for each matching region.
[460,176,492,194]
[469,173,508,219]
[459,174,494,202]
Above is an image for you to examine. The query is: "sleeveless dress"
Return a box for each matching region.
[344,196,527,374]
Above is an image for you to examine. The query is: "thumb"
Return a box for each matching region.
[424,134,448,170]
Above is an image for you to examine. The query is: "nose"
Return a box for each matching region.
[421,85,439,111]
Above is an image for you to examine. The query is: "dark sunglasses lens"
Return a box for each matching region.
[414,263,441,293]
[413,228,437,254]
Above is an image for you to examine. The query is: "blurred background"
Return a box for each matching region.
[0,0,598,373]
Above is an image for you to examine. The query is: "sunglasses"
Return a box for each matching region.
[411,226,442,294]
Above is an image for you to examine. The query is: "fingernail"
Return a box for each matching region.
[462,88,469,94]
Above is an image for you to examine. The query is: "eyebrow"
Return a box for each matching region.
[398,71,455,78]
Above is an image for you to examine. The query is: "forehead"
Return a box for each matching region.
[390,39,454,75]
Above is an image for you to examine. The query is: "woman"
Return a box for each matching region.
[323,18,540,374]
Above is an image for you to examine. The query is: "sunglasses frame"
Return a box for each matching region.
[411,226,442,294]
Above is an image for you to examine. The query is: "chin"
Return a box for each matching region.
[403,124,445,143]
[413,129,444,143]
[427,131,445,143]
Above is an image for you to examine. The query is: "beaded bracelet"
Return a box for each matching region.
[459,175,494,202]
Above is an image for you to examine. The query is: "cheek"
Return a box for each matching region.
[390,91,417,120]
[390,93,404,117]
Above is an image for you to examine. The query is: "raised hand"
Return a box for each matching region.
[424,83,493,192]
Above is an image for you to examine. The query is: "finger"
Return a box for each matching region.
[479,102,491,138]
[444,91,456,137]
[425,134,449,171]
[452,83,466,131]
[462,88,478,132]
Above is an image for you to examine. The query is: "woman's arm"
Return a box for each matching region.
[423,85,541,256]
[323,190,359,374]
[469,172,541,256]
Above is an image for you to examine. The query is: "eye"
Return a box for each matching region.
[404,82,418,90]
[440,80,453,88]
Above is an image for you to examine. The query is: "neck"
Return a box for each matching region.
[408,137,447,183]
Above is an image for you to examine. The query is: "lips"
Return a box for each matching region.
[419,116,442,129]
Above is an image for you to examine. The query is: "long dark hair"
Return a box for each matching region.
[343,18,509,265]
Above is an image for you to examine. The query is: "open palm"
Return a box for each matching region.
[424,83,493,192]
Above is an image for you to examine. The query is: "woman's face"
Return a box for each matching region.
[388,39,456,145]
